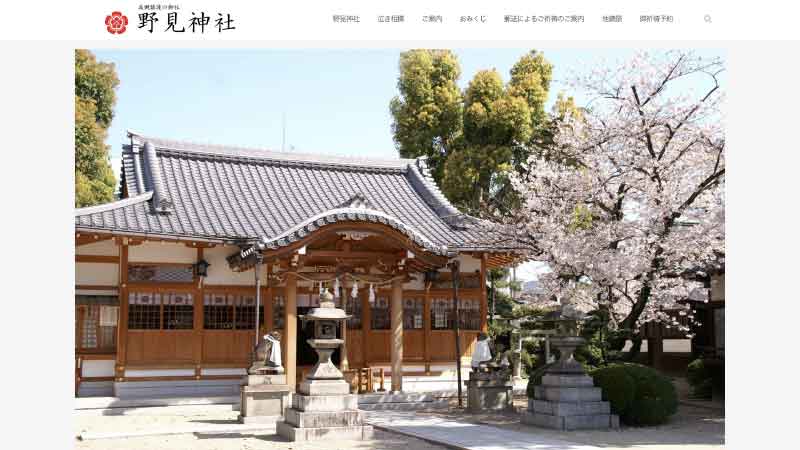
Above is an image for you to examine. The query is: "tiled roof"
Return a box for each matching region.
[75,131,519,254]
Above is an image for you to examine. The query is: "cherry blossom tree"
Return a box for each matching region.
[509,50,725,352]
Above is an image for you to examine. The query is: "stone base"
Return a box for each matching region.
[292,393,359,411]
[284,409,364,428]
[521,411,619,430]
[239,383,291,424]
[244,374,287,386]
[277,421,373,441]
[298,378,350,395]
[522,372,618,431]
[466,377,514,413]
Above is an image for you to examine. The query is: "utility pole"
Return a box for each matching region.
[449,260,463,408]
[490,273,495,325]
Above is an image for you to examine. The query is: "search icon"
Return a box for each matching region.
[704,14,712,23]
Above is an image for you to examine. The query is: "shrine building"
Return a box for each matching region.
[74,131,521,397]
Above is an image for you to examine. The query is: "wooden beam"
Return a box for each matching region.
[76,255,119,264]
[306,250,399,260]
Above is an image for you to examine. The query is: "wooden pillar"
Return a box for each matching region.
[423,282,432,374]
[285,271,298,390]
[479,254,489,332]
[116,240,129,382]
[362,287,370,366]
[390,277,403,392]
[340,310,349,370]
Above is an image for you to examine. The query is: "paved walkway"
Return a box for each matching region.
[365,411,598,450]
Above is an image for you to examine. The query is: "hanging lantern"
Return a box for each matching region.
[351,280,358,298]
[368,283,375,305]
[333,277,340,298]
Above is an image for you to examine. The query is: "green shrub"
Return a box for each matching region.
[590,363,677,426]
[588,365,635,416]
[686,358,712,399]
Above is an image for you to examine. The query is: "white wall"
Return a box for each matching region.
[76,239,119,256]
[456,254,482,273]
[75,262,118,285]
[203,245,258,285]
[129,241,197,263]
[82,359,115,377]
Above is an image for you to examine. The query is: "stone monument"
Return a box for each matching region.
[277,288,373,441]
[466,333,514,412]
[521,302,619,430]
[238,331,292,424]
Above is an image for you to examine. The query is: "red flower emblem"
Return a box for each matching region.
[105,11,128,35]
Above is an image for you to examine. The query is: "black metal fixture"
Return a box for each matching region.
[424,269,439,284]
[195,259,211,277]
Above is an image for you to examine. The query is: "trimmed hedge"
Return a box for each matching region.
[590,363,678,426]
[589,364,635,416]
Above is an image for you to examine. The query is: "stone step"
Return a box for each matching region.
[529,399,610,416]
[522,411,619,430]
[284,409,365,428]
[533,385,602,402]
[276,422,373,441]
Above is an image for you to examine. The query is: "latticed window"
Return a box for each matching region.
[431,298,454,330]
[128,292,162,329]
[235,296,258,330]
[128,291,193,330]
[163,292,194,329]
[128,264,193,283]
[343,294,362,330]
[403,297,424,329]
[273,294,285,329]
[370,295,390,330]
[75,295,118,351]
[204,294,234,329]
[459,298,481,330]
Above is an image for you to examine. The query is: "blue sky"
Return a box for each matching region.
[91,48,723,281]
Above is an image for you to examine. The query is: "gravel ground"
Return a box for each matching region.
[75,393,724,450]
[408,396,725,449]
[75,409,447,450]
[75,428,445,450]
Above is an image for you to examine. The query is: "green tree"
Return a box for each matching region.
[75,49,119,207]
[390,50,554,216]
[390,50,463,184]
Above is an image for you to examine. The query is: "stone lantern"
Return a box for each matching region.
[521,300,619,430]
[277,288,373,441]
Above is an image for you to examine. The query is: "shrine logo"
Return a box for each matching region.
[105,11,128,35]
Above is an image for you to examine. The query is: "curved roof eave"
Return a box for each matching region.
[259,207,452,257]
[74,192,153,217]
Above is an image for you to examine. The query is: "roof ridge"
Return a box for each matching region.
[75,192,153,217]
[127,130,415,171]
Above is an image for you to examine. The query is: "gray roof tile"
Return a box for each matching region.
[76,132,519,253]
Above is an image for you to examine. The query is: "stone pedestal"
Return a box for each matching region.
[466,369,513,413]
[521,336,618,431]
[277,338,372,441]
[238,373,291,424]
